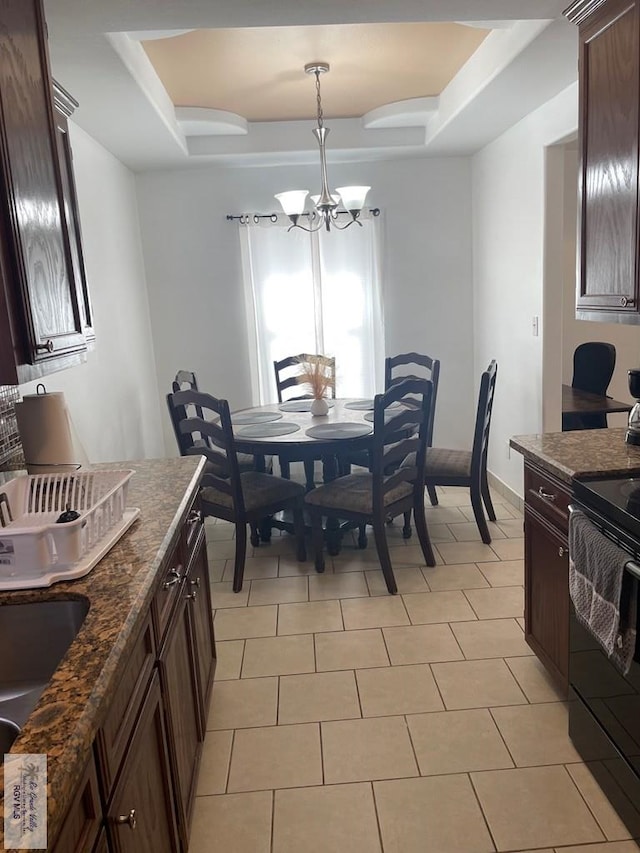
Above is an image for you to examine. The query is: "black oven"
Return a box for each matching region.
[570,477,640,832]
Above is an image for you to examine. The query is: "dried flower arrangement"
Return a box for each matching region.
[295,355,335,399]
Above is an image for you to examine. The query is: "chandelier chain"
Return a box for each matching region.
[315,71,324,130]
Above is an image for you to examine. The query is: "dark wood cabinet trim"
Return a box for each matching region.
[51,754,102,853]
[95,614,156,796]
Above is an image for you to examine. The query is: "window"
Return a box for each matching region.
[240,215,384,403]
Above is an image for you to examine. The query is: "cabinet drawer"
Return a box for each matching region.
[95,613,155,794]
[524,463,571,535]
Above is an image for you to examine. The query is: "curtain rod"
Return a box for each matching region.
[226,208,380,224]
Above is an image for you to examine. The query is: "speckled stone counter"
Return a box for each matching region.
[510,428,640,483]
[0,455,204,851]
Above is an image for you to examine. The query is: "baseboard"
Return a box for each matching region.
[487,471,523,513]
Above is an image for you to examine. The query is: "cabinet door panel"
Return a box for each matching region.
[160,593,201,844]
[524,507,569,685]
[52,753,101,853]
[188,527,216,736]
[0,0,86,362]
[106,671,179,853]
[578,0,640,314]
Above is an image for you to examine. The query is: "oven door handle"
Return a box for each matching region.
[624,560,640,582]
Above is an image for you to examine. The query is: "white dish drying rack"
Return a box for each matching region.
[0,470,140,590]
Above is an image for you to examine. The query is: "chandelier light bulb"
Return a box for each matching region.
[275,190,309,216]
[335,186,370,212]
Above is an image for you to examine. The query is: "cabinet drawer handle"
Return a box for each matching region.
[537,487,556,502]
[190,577,201,588]
[621,296,635,307]
[188,509,203,525]
[186,588,198,601]
[558,546,566,557]
[162,567,183,590]
[115,809,137,830]
[35,339,54,353]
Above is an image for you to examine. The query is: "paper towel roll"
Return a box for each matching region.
[15,391,85,474]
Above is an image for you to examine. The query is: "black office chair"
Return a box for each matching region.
[562,342,616,431]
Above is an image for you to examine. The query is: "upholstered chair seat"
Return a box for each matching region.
[202,471,305,513]
[305,472,413,515]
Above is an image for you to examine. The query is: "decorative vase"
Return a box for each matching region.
[310,397,329,417]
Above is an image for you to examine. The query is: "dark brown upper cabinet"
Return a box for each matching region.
[566,0,640,322]
[0,0,92,384]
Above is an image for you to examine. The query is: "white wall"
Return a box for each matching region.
[135,158,476,457]
[472,83,579,498]
[19,124,164,464]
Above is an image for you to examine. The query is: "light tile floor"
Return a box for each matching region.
[189,485,640,853]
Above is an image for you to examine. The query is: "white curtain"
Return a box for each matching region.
[240,215,385,404]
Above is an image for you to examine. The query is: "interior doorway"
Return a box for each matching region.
[542,138,635,434]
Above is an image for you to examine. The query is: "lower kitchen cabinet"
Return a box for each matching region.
[51,499,215,853]
[51,753,102,853]
[105,671,179,853]
[523,461,570,687]
[524,508,569,684]
[187,526,216,735]
[160,518,215,847]
[160,592,201,846]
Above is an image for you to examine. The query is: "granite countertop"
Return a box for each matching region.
[0,455,204,850]
[510,428,640,483]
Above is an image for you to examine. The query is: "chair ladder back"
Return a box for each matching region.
[470,360,498,479]
[385,352,440,447]
[371,379,432,511]
[171,390,245,515]
[172,371,205,419]
[274,353,336,402]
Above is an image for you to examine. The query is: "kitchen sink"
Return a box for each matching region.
[0,599,89,759]
[0,718,20,754]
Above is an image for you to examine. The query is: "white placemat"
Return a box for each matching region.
[235,422,301,438]
[306,423,372,440]
[232,411,283,425]
[364,408,408,423]
[345,399,404,411]
[279,399,336,412]
[344,399,374,411]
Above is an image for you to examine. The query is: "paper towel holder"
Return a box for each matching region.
[15,385,87,474]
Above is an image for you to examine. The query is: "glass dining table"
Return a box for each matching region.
[231,397,378,553]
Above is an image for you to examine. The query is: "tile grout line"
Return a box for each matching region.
[370,780,386,853]
[467,771,499,853]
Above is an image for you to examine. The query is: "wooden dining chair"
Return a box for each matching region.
[274,354,336,403]
[273,354,336,488]
[416,360,497,544]
[168,389,306,592]
[305,379,436,594]
[385,352,440,505]
[169,370,269,474]
[343,351,439,482]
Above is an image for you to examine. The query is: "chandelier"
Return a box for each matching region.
[275,63,374,233]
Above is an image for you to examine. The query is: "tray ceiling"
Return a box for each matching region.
[141,23,489,122]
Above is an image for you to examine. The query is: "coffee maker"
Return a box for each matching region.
[626,369,640,444]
